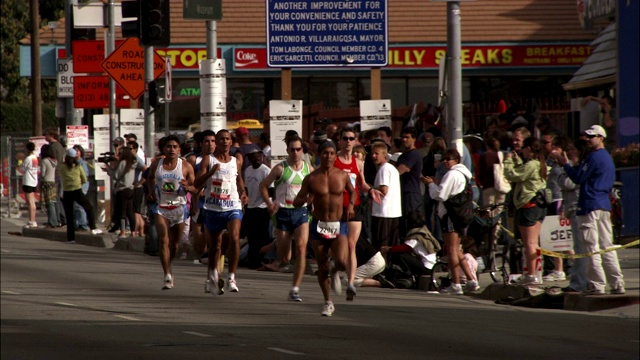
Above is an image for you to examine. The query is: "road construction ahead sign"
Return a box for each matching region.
[101,38,165,100]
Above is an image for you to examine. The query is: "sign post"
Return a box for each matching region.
[183,0,222,20]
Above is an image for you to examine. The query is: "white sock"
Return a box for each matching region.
[213,269,219,281]
[292,286,299,293]
[229,272,235,280]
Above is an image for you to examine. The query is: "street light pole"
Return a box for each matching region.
[446,1,464,155]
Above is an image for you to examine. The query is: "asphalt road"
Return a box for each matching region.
[2,231,639,360]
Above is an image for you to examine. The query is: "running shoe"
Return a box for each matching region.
[583,287,605,295]
[440,283,463,295]
[209,275,224,296]
[331,271,342,295]
[289,290,302,302]
[227,278,239,293]
[517,275,540,285]
[542,271,566,282]
[204,279,211,293]
[465,280,480,292]
[162,274,173,290]
[611,286,626,295]
[321,302,335,317]
[91,229,103,235]
[346,284,356,301]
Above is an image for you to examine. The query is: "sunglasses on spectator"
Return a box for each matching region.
[342,136,356,141]
[289,147,303,152]
[586,134,599,139]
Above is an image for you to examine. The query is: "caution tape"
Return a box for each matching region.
[497,224,639,259]
[540,240,639,259]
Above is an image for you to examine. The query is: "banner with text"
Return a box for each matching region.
[540,215,574,252]
[360,100,392,131]
[269,100,303,164]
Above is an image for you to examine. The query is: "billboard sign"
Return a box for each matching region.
[266,0,388,67]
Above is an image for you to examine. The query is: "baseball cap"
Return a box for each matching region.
[584,125,607,138]
[124,133,137,140]
[235,127,249,137]
[66,148,77,158]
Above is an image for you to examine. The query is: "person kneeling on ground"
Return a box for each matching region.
[353,236,395,289]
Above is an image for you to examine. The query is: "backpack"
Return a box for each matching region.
[443,170,475,229]
[493,151,512,194]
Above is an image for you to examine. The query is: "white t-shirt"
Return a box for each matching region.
[372,162,402,218]
[405,239,437,270]
[21,154,39,187]
[244,164,271,208]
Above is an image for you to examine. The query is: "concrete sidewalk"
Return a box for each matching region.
[3,213,639,314]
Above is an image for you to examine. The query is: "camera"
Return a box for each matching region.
[97,152,116,163]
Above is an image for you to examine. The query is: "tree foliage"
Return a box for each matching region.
[0,0,64,103]
[1,0,30,102]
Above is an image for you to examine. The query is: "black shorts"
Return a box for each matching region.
[516,205,546,227]
[439,213,465,235]
[133,187,144,214]
[342,204,363,222]
[22,185,36,193]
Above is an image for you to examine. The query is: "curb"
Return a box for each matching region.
[21,227,114,249]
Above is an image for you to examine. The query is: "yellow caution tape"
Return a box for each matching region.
[497,224,639,259]
[540,239,639,259]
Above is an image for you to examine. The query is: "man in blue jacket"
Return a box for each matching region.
[552,125,625,295]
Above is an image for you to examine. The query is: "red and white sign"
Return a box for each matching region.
[540,215,574,252]
[73,75,130,109]
[233,43,591,70]
[101,38,165,100]
[66,125,90,150]
[72,40,125,74]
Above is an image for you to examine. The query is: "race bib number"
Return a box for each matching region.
[211,179,232,200]
[349,173,357,189]
[285,183,301,205]
[317,221,340,239]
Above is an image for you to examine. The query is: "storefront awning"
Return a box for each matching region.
[563,23,616,91]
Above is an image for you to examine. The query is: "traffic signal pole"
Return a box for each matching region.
[107,0,117,148]
[144,45,155,162]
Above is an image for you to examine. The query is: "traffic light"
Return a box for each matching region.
[71,28,96,41]
[121,0,141,39]
[148,80,159,108]
[141,0,171,47]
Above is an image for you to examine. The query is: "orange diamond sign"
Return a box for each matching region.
[101,38,165,100]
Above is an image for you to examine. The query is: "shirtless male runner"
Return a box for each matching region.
[194,130,247,296]
[147,135,197,289]
[293,140,356,317]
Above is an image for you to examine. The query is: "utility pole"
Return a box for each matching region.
[144,46,155,162]
[445,1,464,155]
[107,0,117,149]
[30,0,42,136]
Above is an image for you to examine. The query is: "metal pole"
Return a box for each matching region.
[65,0,75,128]
[447,1,464,155]
[207,21,217,60]
[30,0,42,136]
[107,0,116,146]
[144,45,155,164]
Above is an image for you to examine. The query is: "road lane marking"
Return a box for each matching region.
[114,315,140,321]
[55,302,77,307]
[268,347,305,355]
[183,331,211,338]
[2,290,20,295]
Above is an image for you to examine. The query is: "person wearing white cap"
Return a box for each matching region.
[60,148,103,244]
[550,125,625,295]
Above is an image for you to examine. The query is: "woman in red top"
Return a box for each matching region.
[335,127,373,302]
